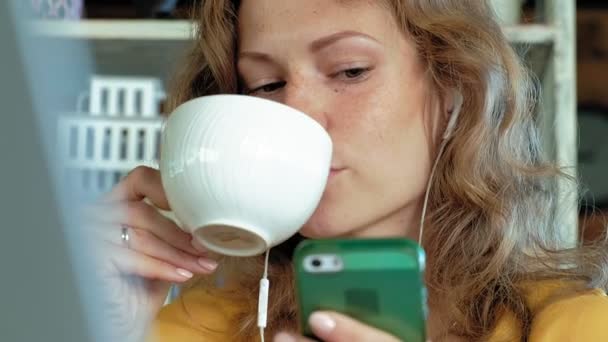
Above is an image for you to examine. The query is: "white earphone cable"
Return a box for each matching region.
[418,92,463,246]
[258,248,271,342]
[418,139,448,245]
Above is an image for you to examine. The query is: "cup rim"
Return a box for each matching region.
[193,221,271,257]
[168,94,329,134]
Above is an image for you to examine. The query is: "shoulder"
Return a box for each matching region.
[529,288,608,341]
[489,282,608,342]
[148,283,243,342]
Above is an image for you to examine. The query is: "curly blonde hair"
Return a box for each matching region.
[168,0,608,340]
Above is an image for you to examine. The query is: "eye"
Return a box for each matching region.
[247,81,286,95]
[333,67,372,82]
[343,68,368,78]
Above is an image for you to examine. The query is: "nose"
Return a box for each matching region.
[281,84,329,130]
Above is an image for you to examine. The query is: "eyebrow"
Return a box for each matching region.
[238,51,273,63]
[238,30,380,62]
[310,30,380,52]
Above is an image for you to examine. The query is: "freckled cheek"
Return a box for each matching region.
[327,91,420,171]
[325,84,388,132]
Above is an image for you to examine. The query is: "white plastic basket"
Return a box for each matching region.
[58,115,164,195]
[78,75,166,118]
[59,75,166,196]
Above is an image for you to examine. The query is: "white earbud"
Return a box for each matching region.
[442,91,463,140]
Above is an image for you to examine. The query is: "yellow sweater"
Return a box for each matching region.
[149,281,608,341]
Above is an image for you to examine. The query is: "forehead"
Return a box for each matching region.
[237,0,399,50]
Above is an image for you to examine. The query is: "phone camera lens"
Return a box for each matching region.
[311,259,322,267]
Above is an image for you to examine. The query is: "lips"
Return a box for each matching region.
[329,167,345,177]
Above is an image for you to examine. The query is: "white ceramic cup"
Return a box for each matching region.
[159,95,332,257]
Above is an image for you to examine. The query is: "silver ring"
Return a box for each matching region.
[120,225,131,249]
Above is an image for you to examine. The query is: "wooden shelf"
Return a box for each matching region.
[29,19,193,40]
[503,24,556,44]
[28,20,193,83]
[31,20,556,45]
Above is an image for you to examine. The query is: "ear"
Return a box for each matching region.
[442,89,463,140]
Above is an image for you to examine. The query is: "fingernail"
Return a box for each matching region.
[197,258,218,271]
[176,268,193,279]
[273,332,296,342]
[309,312,336,335]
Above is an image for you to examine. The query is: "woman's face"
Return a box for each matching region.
[238,0,446,239]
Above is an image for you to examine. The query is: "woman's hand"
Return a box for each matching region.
[83,166,218,341]
[274,311,402,342]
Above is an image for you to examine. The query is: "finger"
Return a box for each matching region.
[101,166,170,210]
[91,200,202,256]
[273,332,316,342]
[308,311,401,342]
[191,235,208,253]
[104,243,195,283]
[117,227,218,274]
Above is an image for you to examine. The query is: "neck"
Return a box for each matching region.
[341,198,424,241]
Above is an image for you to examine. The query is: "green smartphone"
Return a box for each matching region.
[294,238,427,342]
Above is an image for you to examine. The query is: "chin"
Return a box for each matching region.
[299,210,353,239]
[298,224,332,239]
[300,184,368,238]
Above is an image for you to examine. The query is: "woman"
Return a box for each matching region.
[90,0,608,341]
